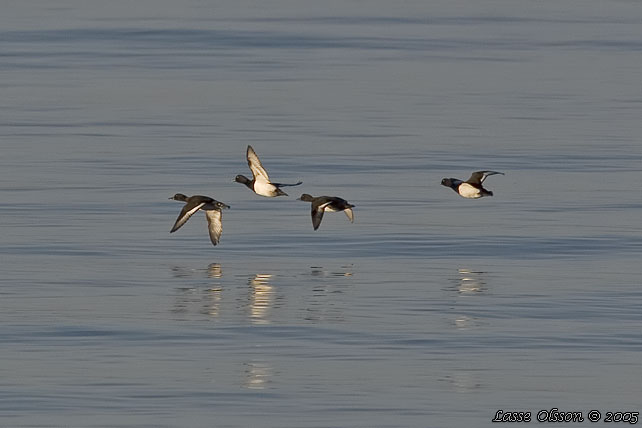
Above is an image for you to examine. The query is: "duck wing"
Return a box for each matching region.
[170,201,206,233]
[246,145,271,182]
[272,181,303,187]
[204,209,223,246]
[311,204,325,231]
[343,207,354,223]
[467,170,504,185]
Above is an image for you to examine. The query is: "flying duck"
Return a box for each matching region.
[169,193,230,246]
[441,171,504,199]
[234,145,302,197]
[298,194,355,231]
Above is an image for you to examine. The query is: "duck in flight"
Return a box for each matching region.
[169,193,230,246]
[234,145,302,197]
[298,194,355,231]
[441,171,504,199]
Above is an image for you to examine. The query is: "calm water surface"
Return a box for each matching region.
[1,1,641,427]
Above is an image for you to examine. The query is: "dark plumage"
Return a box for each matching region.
[169,193,230,246]
[298,194,355,231]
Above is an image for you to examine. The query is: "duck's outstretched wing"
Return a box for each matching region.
[170,201,206,233]
[246,145,270,182]
[204,210,223,246]
[311,205,325,231]
[467,170,504,185]
[343,207,354,223]
[272,181,303,187]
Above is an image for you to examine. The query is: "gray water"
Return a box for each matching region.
[1,1,641,427]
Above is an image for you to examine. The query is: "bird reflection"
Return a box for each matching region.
[454,269,487,294]
[202,286,223,317]
[304,265,353,322]
[171,263,223,279]
[242,361,275,390]
[206,263,222,279]
[309,264,354,278]
[171,263,223,319]
[453,315,477,330]
[170,266,195,279]
[247,274,275,325]
[447,269,489,330]
[440,371,482,393]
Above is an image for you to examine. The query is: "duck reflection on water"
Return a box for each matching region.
[455,269,487,294]
[247,273,276,325]
[448,269,490,330]
[171,263,223,318]
[242,360,275,390]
